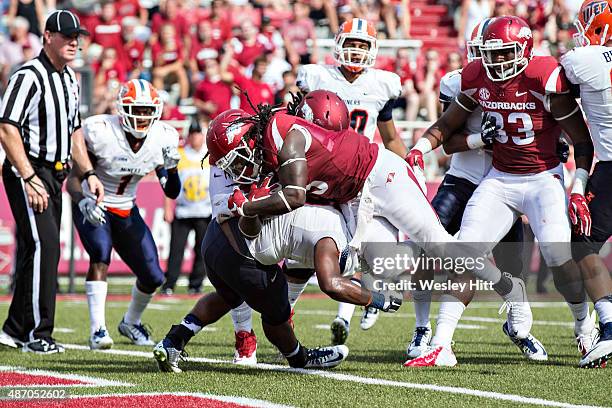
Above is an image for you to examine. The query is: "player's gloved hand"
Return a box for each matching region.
[370,292,402,313]
[78,196,106,226]
[405,149,424,171]
[228,188,249,217]
[213,193,234,223]
[162,145,181,170]
[248,175,280,202]
[557,138,570,163]
[569,193,591,236]
[481,112,499,145]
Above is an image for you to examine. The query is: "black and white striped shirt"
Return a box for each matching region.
[0,50,81,164]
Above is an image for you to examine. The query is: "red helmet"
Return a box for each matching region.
[480,16,533,81]
[574,0,612,47]
[206,109,260,184]
[296,90,350,131]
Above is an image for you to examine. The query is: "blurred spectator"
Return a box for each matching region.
[393,48,419,122]
[93,47,127,90]
[227,0,261,29]
[114,0,148,25]
[415,49,441,122]
[4,16,41,66]
[308,0,339,35]
[231,20,274,68]
[262,47,293,94]
[379,0,411,39]
[457,0,492,45]
[6,0,45,37]
[159,90,188,137]
[193,56,232,120]
[283,1,318,66]
[151,0,189,48]
[275,70,299,105]
[152,23,189,101]
[206,0,232,46]
[445,51,462,73]
[90,0,126,67]
[121,16,146,79]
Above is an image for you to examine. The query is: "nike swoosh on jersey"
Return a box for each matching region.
[515,91,527,97]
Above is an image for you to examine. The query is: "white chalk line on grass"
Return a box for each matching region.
[0,365,132,388]
[63,392,295,408]
[313,323,485,331]
[62,344,601,408]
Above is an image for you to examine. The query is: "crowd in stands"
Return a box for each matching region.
[0,0,584,178]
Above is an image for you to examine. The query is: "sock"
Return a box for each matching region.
[431,294,466,347]
[336,279,360,323]
[231,302,253,333]
[413,289,432,328]
[124,284,154,325]
[86,281,107,335]
[181,313,203,335]
[493,274,513,297]
[595,295,612,324]
[567,302,590,335]
[284,342,307,368]
[287,281,308,310]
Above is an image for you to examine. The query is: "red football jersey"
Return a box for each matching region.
[461,56,568,174]
[261,112,378,204]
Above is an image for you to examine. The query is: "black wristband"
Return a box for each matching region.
[23,173,36,183]
[81,170,97,182]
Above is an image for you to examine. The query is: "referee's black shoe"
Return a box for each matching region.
[23,338,65,354]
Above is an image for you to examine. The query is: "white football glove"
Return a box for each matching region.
[162,145,181,170]
[78,196,106,226]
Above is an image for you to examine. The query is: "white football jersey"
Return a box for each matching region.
[246,204,349,270]
[439,69,492,184]
[82,114,179,210]
[209,165,235,219]
[561,46,612,161]
[296,64,401,140]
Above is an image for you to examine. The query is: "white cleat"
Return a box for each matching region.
[153,338,187,373]
[502,322,548,361]
[330,317,350,345]
[118,318,155,346]
[233,330,257,365]
[575,311,598,357]
[360,306,380,330]
[404,345,457,367]
[499,277,533,340]
[304,345,349,369]
[579,322,612,368]
[0,330,21,349]
[89,328,114,350]
[406,325,432,358]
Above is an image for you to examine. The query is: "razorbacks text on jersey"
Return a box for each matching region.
[296,64,401,140]
[461,56,568,174]
[561,45,612,161]
[82,114,179,210]
[439,69,492,184]
[261,111,378,204]
[246,204,349,270]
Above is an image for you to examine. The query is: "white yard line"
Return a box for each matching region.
[0,365,132,388]
[62,344,601,408]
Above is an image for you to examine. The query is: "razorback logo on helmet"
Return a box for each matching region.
[479,88,490,100]
[517,26,533,39]
[582,1,609,23]
[226,122,246,144]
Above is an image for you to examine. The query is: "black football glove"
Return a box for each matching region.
[557,137,570,163]
[481,112,499,146]
[370,292,402,313]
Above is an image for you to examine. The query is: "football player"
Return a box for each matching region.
[207,106,537,346]
[405,16,597,366]
[296,18,407,340]
[405,18,548,365]
[67,79,181,350]
[558,0,612,368]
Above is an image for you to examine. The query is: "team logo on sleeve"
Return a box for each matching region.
[582,1,609,23]
[479,88,490,100]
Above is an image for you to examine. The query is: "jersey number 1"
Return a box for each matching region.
[116,175,133,195]
[350,110,368,134]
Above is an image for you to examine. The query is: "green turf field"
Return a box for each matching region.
[0,288,609,408]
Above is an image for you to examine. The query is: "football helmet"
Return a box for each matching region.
[333,18,378,73]
[480,16,533,82]
[297,90,350,131]
[117,79,163,139]
[206,109,260,184]
[467,18,495,62]
[574,0,612,47]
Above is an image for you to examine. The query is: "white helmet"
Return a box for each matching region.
[333,18,378,73]
[466,18,495,62]
[117,79,163,139]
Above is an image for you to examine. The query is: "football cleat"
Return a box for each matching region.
[575,310,597,357]
[579,322,612,368]
[498,277,533,339]
[330,316,350,345]
[233,330,257,365]
[0,330,22,349]
[153,338,187,373]
[360,306,380,330]
[502,322,548,361]
[406,325,432,358]
[22,338,65,354]
[89,328,114,350]
[403,345,457,367]
[118,318,155,346]
[304,345,349,369]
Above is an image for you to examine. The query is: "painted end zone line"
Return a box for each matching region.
[63,344,599,408]
[0,366,132,387]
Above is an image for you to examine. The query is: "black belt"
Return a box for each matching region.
[28,155,70,172]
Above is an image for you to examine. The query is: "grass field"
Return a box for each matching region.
[0,284,609,408]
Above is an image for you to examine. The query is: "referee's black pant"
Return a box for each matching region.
[2,160,65,343]
[162,217,210,292]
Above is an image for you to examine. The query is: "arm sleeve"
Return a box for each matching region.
[156,167,181,199]
[377,99,396,122]
[0,71,38,128]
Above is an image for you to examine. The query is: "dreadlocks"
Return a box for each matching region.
[286,91,306,116]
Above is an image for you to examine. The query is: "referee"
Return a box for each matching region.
[0,10,104,354]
